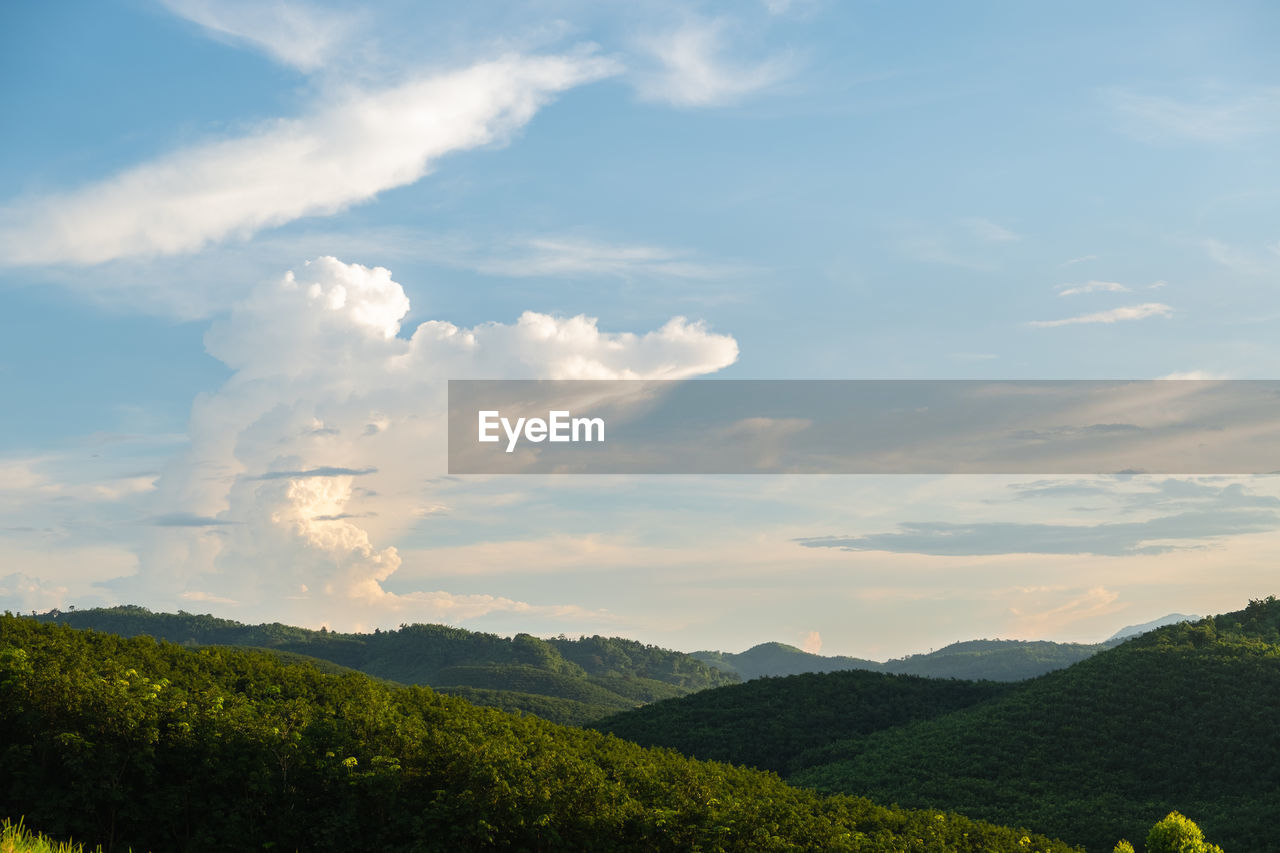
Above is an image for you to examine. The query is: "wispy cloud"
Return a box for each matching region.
[1061,254,1098,267]
[795,508,1278,557]
[1108,86,1280,143]
[1030,303,1172,328]
[633,17,795,107]
[160,0,360,72]
[253,466,378,480]
[962,217,1019,243]
[1203,238,1269,275]
[151,512,238,527]
[0,52,620,266]
[437,235,749,280]
[1056,280,1130,297]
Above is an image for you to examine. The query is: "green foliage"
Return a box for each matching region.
[1145,812,1223,853]
[1,818,107,853]
[1112,842,1135,853]
[0,614,1080,853]
[789,598,1280,852]
[594,669,1010,775]
[435,687,618,727]
[29,607,737,725]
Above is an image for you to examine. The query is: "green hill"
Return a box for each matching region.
[695,637,1106,682]
[29,606,736,725]
[790,597,1280,851]
[594,669,1012,775]
[0,614,1080,853]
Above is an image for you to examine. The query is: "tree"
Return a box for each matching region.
[1145,811,1224,853]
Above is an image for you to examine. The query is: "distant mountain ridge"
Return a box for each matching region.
[695,637,1109,682]
[695,613,1197,682]
[28,605,737,725]
[1106,612,1199,642]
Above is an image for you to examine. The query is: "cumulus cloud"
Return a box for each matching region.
[0,52,619,266]
[1030,303,1172,328]
[633,17,794,107]
[160,0,359,72]
[132,256,738,628]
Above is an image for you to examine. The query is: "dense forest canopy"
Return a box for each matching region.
[597,598,1280,852]
[0,614,1080,853]
[29,606,737,725]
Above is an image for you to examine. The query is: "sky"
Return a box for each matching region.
[2,0,1279,658]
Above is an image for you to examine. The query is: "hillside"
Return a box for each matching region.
[594,669,1012,774]
[791,597,1280,852]
[695,637,1106,682]
[0,615,1081,853]
[29,606,736,725]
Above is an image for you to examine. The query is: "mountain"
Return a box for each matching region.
[0,614,1081,852]
[791,598,1280,852]
[28,606,736,725]
[597,597,1280,851]
[1106,613,1199,642]
[594,669,1012,775]
[693,641,882,679]
[695,638,1106,682]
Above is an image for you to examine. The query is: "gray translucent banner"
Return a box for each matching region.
[447,380,1280,474]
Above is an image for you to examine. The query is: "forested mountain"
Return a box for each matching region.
[0,615,1080,853]
[599,597,1280,852]
[29,606,735,725]
[694,637,1106,682]
[792,600,1280,850]
[593,669,1011,774]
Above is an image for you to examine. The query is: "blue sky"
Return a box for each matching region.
[2,0,1279,656]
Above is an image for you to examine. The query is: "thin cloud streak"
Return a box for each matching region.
[1030,303,1172,328]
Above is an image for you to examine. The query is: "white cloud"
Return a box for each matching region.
[1030,302,1172,328]
[160,0,359,72]
[1108,86,1280,143]
[0,51,620,266]
[1056,280,1130,297]
[633,17,794,108]
[799,629,822,654]
[130,256,738,628]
